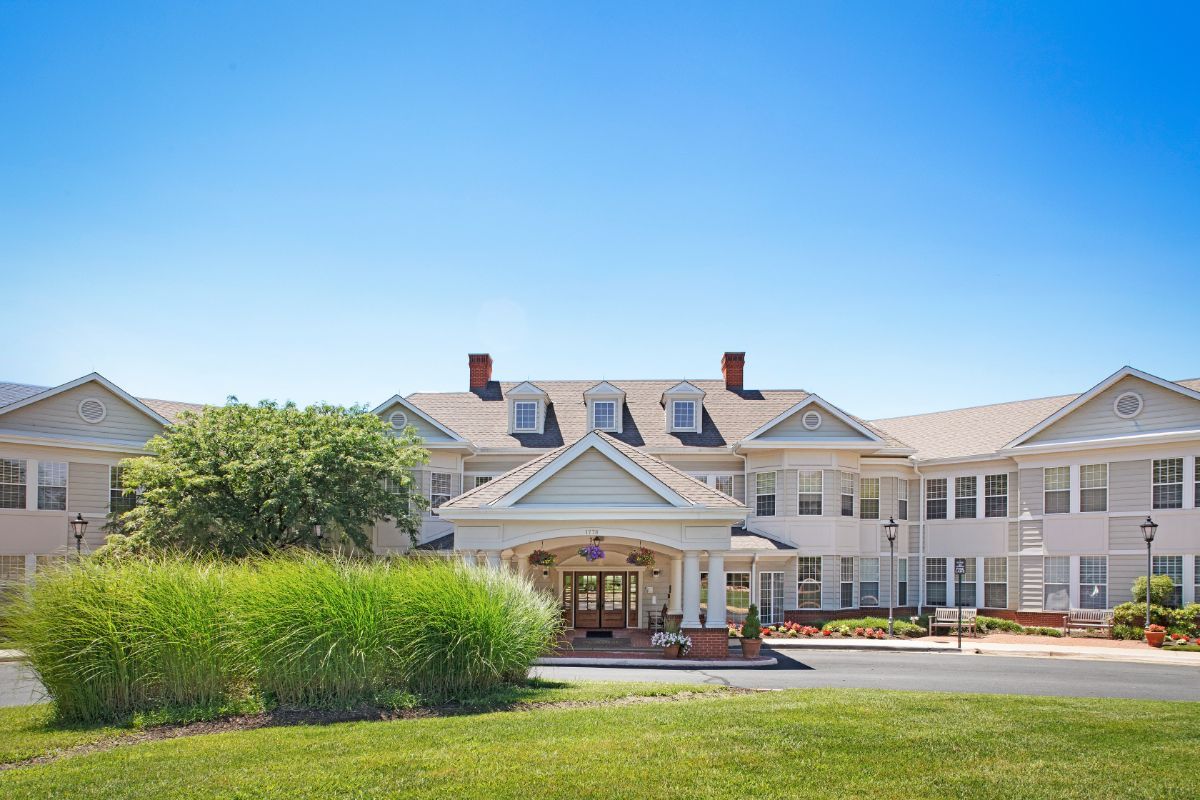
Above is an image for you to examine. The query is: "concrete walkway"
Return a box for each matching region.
[762,637,1200,666]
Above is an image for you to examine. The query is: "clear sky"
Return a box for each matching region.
[3,2,1197,419]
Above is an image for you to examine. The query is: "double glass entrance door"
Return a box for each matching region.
[568,571,638,629]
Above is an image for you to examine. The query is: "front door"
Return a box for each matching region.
[573,572,628,629]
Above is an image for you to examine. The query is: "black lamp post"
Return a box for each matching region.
[69,513,88,555]
[1140,516,1158,630]
[883,517,899,637]
[954,558,966,651]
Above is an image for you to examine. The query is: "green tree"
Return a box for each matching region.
[110,400,428,555]
[1131,574,1177,608]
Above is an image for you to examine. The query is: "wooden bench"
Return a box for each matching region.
[928,607,977,637]
[1063,609,1114,636]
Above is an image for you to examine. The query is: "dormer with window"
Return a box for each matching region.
[584,382,625,433]
[662,381,705,434]
[507,382,549,435]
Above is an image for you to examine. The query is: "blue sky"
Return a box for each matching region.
[2,2,1197,418]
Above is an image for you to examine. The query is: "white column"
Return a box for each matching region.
[25,459,38,511]
[1069,556,1081,609]
[1183,557,1196,606]
[516,556,529,579]
[680,551,702,629]
[706,552,726,628]
[1069,465,1081,514]
[484,550,502,571]
[668,557,683,615]
[975,475,986,519]
[975,556,986,609]
[1185,456,1196,510]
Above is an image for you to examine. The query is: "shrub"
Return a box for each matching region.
[1114,602,1176,631]
[1131,575,1176,608]
[741,605,762,640]
[1162,644,1200,653]
[1111,624,1144,641]
[976,615,1025,634]
[820,617,925,637]
[1023,626,1063,638]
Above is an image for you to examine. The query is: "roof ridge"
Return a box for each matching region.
[871,391,1078,423]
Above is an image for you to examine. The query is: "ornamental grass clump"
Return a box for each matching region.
[6,555,243,723]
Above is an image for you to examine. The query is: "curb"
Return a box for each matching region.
[0,651,25,664]
[534,656,778,669]
[764,641,957,654]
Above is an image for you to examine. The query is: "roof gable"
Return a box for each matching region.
[584,381,625,398]
[1006,367,1200,449]
[0,374,169,445]
[371,395,469,444]
[508,381,548,398]
[0,373,170,426]
[515,447,673,507]
[742,395,884,445]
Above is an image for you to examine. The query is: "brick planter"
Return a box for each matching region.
[681,628,729,659]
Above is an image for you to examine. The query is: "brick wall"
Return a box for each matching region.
[682,628,729,659]
[979,609,1069,628]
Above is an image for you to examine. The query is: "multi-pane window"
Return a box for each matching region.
[474,476,492,488]
[897,558,908,606]
[430,472,452,510]
[714,475,734,496]
[1079,464,1108,512]
[110,466,136,514]
[0,459,26,509]
[1152,458,1183,509]
[1080,556,1108,610]
[840,472,855,517]
[1195,459,1200,508]
[1044,467,1071,515]
[1043,556,1070,611]
[672,400,696,431]
[37,462,67,510]
[956,558,977,607]
[840,557,855,608]
[954,477,977,519]
[925,558,947,606]
[725,572,752,623]
[983,557,1007,609]
[383,475,407,497]
[514,401,538,432]
[759,572,784,625]
[592,401,616,430]
[860,478,879,520]
[984,474,1008,518]
[754,472,776,517]
[926,478,947,520]
[897,479,908,520]
[797,471,822,515]
[859,558,880,607]
[797,557,822,609]
[1195,556,1200,610]
[1152,555,1184,608]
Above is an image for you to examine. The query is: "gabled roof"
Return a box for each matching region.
[371,395,470,443]
[508,381,548,397]
[1004,366,1200,449]
[441,430,745,510]
[661,381,705,403]
[0,373,177,427]
[740,394,888,445]
[583,381,625,397]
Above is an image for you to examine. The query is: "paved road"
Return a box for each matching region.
[4,648,1198,707]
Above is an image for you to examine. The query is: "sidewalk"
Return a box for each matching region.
[764,635,1200,667]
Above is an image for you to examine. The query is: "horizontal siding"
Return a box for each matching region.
[1007,556,1019,610]
[779,469,797,517]
[1109,459,1150,512]
[68,462,109,516]
[1108,555,1143,606]
[1018,468,1043,516]
[0,383,163,443]
[757,405,869,440]
[1019,556,1043,611]
[1019,520,1043,550]
[1028,375,1200,444]
[378,402,452,442]
[1108,516,1145,550]
[518,450,665,505]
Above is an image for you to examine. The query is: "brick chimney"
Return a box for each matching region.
[721,352,745,392]
[468,353,493,391]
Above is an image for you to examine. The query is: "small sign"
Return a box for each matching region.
[954,558,967,575]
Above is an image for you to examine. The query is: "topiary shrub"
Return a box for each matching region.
[1113,602,1174,630]
[1131,574,1177,608]
[742,604,762,640]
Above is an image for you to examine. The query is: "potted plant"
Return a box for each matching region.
[1145,623,1167,647]
[741,604,763,658]
[528,550,556,567]
[577,543,605,562]
[626,547,656,567]
[651,631,692,658]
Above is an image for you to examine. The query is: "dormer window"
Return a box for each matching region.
[593,401,616,431]
[583,381,625,433]
[672,400,695,430]
[514,401,538,432]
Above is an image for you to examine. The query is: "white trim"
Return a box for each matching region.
[437,506,746,522]
[0,431,152,454]
[0,373,171,427]
[77,398,107,424]
[738,395,885,445]
[1005,366,1200,449]
[372,396,470,444]
[1112,391,1144,419]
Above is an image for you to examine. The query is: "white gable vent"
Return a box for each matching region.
[388,410,408,430]
[802,410,822,431]
[78,398,107,424]
[1113,391,1143,420]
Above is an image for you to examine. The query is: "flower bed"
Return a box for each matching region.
[727,621,890,639]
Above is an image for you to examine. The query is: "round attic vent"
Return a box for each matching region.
[78,398,107,424]
[1113,391,1143,420]
[388,411,408,430]
[802,410,822,431]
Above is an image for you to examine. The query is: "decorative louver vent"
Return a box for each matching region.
[78,398,107,424]
[1113,392,1143,419]
[388,411,408,430]
[802,410,822,430]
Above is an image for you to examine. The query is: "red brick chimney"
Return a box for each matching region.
[721,352,745,391]
[468,353,493,391]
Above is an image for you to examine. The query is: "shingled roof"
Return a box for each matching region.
[0,380,204,425]
[441,430,746,509]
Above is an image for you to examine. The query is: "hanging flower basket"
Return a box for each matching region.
[528,550,557,567]
[578,544,605,562]
[626,547,656,567]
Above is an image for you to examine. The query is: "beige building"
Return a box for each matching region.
[3,357,1198,638]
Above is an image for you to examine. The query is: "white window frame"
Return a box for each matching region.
[859,557,880,607]
[1152,458,1183,510]
[954,476,977,519]
[925,557,947,606]
[983,557,1007,609]
[37,461,68,511]
[897,558,908,606]
[1044,467,1070,515]
[1043,556,1070,611]
[956,558,978,608]
[897,479,909,520]
[591,400,617,431]
[839,556,855,608]
[797,557,822,609]
[926,478,947,520]
[671,400,697,432]
[1079,464,1108,513]
[513,401,538,433]
[754,472,776,517]
[0,458,27,510]
[797,470,822,516]
[109,465,137,514]
[759,571,785,625]
[430,472,453,511]
[840,472,855,517]
[859,477,879,520]
[984,474,1007,518]
[1079,556,1108,610]
[1153,555,1184,608]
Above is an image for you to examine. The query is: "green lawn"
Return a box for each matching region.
[2,686,1198,799]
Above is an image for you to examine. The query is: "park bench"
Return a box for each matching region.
[1063,608,1113,636]
[928,607,977,637]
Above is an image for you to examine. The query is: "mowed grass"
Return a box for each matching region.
[2,688,1198,799]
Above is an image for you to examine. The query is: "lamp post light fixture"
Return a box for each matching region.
[883,517,899,637]
[69,513,88,555]
[1140,516,1158,631]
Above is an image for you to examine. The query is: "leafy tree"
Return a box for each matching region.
[109,400,428,555]
[1131,574,1177,608]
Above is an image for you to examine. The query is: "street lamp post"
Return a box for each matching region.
[883,517,898,637]
[1140,516,1158,630]
[68,513,88,555]
[954,558,966,651]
